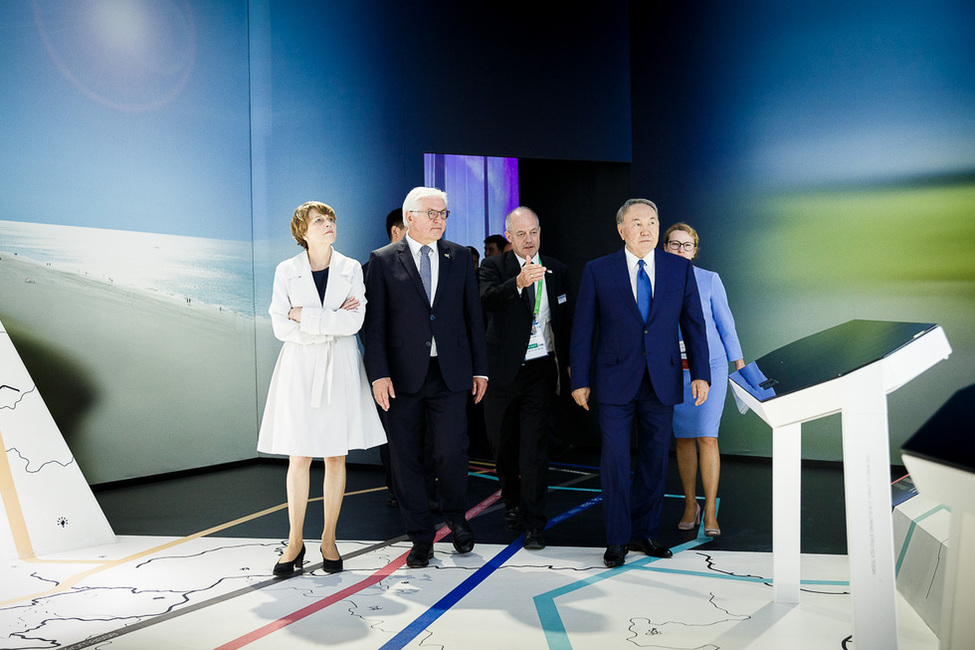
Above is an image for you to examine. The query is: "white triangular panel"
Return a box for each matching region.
[0,317,115,559]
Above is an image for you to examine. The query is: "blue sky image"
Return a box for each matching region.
[0,0,252,241]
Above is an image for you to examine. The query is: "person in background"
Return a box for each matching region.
[370,209,409,508]
[570,198,710,568]
[467,245,480,272]
[258,201,386,577]
[663,222,744,538]
[386,208,408,244]
[483,234,507,260]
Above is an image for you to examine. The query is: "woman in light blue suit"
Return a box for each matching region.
[664,223,744,538]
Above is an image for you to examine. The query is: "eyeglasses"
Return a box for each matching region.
[411,209,450,221]
[665,241,696,252]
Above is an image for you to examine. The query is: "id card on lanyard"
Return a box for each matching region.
[524,276,549,361]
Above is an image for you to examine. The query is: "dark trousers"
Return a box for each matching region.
[483,354,556,529]
[386,358,469,544]
[598,372,673,546]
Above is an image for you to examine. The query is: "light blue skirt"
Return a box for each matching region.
[673,360,729,438]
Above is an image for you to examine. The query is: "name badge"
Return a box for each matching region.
[557,293,567,305]
[524,318,549,361]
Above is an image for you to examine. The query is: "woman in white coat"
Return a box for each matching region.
[258,201,386,577]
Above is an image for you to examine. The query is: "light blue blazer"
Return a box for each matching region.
[674,266,743,437]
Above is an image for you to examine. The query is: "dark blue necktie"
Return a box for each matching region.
[637,259,651,322]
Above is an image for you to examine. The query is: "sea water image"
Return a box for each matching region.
[0,220,256,316]
[0,220,263,484]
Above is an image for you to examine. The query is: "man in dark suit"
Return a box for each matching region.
[362,186,489,568]
[570,198,710,568]
[479,207,571,550]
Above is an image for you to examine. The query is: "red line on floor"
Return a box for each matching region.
[214,489,502,650]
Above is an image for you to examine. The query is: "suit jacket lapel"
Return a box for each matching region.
[612,249,644,323]
[504,251,533,315]
[540,254,560,320]
[431,240,451,309]
[648,249,668,319]
[395,239,428,303]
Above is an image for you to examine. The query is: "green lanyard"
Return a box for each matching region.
[532,275,543,318]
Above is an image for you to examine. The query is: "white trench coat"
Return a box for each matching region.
[257,249,386,457]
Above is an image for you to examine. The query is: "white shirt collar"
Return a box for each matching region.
[405,233,436,257]
[514,251,540,266]
[623,246,654,270]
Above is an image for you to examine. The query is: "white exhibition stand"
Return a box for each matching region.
[901,385,975,650]
[729,321,951,650]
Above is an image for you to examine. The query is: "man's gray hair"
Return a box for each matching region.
[402,187,448,220]
[616,198,658,225]
[504,206,539,232]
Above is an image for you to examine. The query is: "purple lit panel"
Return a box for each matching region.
[424,153,519,250]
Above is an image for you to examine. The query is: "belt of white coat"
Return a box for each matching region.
[309,336,336,408]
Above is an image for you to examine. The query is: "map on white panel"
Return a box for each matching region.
[0,317,115,560]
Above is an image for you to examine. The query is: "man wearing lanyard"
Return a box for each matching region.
[479,206,572,550]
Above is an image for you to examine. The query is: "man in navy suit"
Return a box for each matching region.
[479,207,571,550]
[362,187,489,568]
[570,198,710,567]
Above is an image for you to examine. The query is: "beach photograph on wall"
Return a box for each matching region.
[0,1,258,483]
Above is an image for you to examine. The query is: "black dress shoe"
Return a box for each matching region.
[321,545,343,574]
[406,543,434,568]
[272,544,305,577]
[504,507,520,531]
[627,538,673,558]
[447,519,475,554]
[524,528,545,550]
[603,544,628,567]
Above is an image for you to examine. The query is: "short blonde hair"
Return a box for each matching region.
[290,201,335,249]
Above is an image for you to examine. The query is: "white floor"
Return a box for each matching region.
[1,533,937,650]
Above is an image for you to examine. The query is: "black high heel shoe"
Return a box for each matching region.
[273,544,305,578]
[322,544,343,574]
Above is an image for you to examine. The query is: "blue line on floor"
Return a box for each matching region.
[635,565,850,587]
[534,498,721,649]
[549,461,601,472]
[534,535,712,648]
[379,495,603,650]
[470,471,599,492]
[548,486,601,492]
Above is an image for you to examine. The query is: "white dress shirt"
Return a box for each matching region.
[515,252,554,356]
[624,247,655,302]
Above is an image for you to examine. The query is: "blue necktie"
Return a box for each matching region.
[637,259,651,322]
[420,245,432,303]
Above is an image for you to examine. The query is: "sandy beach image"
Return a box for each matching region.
[0,251,266,485]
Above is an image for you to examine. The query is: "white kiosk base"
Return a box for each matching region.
[731,321,951,650]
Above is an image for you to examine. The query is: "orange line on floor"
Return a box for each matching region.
[1,484,388,607]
